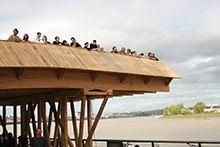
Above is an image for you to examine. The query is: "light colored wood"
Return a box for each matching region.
[61,98,68,147]
[0,69,170,93]
[53,102,61,147]
[30,103,37,136]
[0,40,180,79]
[42,102,51,147]
[84,89,113,96]
[13,105,17,147]
[38,101,42,129]
[84,96,109,147]
[87,98,92,147]
[78,96,86,147]
[70,100,79,147]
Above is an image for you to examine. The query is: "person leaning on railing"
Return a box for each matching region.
[8,28,22,42]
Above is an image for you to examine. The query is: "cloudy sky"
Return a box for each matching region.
[1,0,220,114]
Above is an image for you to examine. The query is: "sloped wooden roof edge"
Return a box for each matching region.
[0,40,181,79]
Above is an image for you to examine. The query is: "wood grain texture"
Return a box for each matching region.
[0,40,180,79]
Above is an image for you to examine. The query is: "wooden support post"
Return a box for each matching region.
[3,106,6,135]
[38,101,42,129]
[53,102,61,147]
[21,104,26,136]
[84,96,109,147]
[26,103,36,140]
[42,102,46,137]
[48,107,53,134]
[78,96,86,147]
[0,115,8,135]
[13,106,17,147]
[70,100,79,147]
[30,104,37,137]
[61,98,68,147]
[49,101,74,147]
[42,102,51,147]
[87,98,92,147]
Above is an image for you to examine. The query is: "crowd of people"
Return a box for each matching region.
[7,28,159,61]
[0,129,46,147]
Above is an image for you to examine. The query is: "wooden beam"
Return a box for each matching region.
[13,105,17,147]
[87,98,92,147]
[84,89,113,96]
[70,100,79,147]
[0,69,170,93]
[0,115,8,135]
[78,96,86,147]
[57,69,65,80]
[30,103,37,137]
[120,74,128,83]
[48,107,53,134]
[21,104,26,136]
[16,68,24,80]
[84,96,109,147]
[49,101,73,147]
[90,71,99,81]
[144,77,152,85]
[38,101,42,129]
[53,102,61,147]
[61,98,68,147]
[3,106,6,135]
[165,78,172,86]
[42,102,51,147]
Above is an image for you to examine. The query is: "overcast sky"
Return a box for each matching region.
[1,0,220,114]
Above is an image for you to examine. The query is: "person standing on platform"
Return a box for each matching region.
[8,28,22,42]
[30,129,46,147]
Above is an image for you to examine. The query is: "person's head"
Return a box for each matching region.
[62,40,68,46]
[121,47,126,52]
[7,132,13,139]
[23,34,29,41]
[152,53,155,57]
[55,36,60,42]
[93,40,97,45]
[127,49,131,54]
[37,32,41,38]
[135,145,140,147]
[42,35,47,42]
[71,37,76,42]
[148,52,152,57]
[112,46,117,51]
[13,28,19,35]
[84,42,89,47]
[131,51,137,56]
[36,129,42,138]
[100,47,104,52]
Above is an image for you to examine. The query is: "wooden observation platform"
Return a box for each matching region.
[0,40,180,147]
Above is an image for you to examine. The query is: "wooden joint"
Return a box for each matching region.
[57,69,65,80]
[84,89,113,96]
[120,74,128,83]
[91,71,99,81]
[164,78,172,86]
[144,77,152,85]
[16,68,24,80]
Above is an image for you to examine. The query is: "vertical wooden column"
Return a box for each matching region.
[87,98,92,147]
[30,104,37,137]
[42,102,51,147]
[61,98,68,147]
[78,96,86,147]
[3,106,6,135]
[70,100,79,147]
[38,101,42,129]
[84,96,109,147]
[13,105,17,147]
[21,104,26,136]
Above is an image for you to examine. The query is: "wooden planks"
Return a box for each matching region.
[0,40,180,79]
